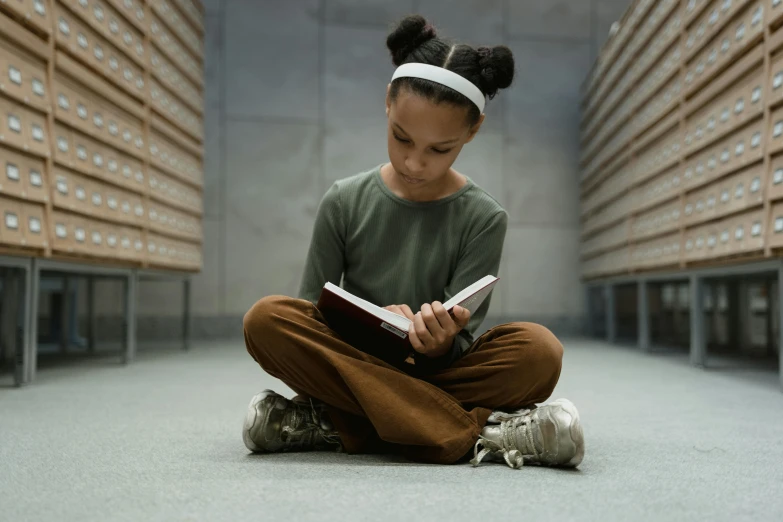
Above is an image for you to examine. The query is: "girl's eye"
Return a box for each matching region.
[393,133,410,144]
[432,148,450,154]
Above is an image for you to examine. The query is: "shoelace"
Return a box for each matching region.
[470,409,538,469]
[281,398,342,451]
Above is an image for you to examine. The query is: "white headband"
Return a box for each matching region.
[391,63,486,114]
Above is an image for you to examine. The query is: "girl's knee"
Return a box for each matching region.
[243,295,294,335]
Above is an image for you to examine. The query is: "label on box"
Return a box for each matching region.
[5,212,18,229]
[77,34,88,49]
[735,184,744,198]
[736,23,745,40]
[8,66,22,85]
[94,46,104,61]
[108,160,118,172]
[109,57,119,71]
[735,226,744,240]
[77,146,87,161]
[121,237,131,249]
[58,18,70,36]
[135,171,144,183]
[752,222,762,236]
[751,177,761,192]
[122,201,131,213]
[136,43,143,56]
[110,20,119,34]
[707,117,716,131]
[29,217,41,233]
[134,137,143,149]
[735,98,744,113]
[775,73,783,89]
[136,78,144,89]
[148,242,156,253]
[108,197,118,209]
[34,0,45,15]
[57,137,69,152]
[32,125,44,142]
[122,165,131,177]
[708,49,717,65]
[6,163,20,181]
[8,115,21,133]
[94,5,104,21]
[30,171,42,187]
[108,122,118,135]
[134,204,143,217]
[752,6,763,26]
[708,236,717,247]
[93,114,103,128]
[752,133,761,148]
[56,178,68,194]
[124,33,132,45]
[75,228,85,242]
[776,218,783,233]
[685,203,694,215]
[77,104,87,119]
[124,69,133,81]
[735,142,744,156]
[708,157,717,169]
[709,9,719,25]
[721,190,730,202]
[723,0,732,11]
[58,94,69,110]
[775,169,783,184]
[93,154,103,167]
[752,87,761,103]
[721,150,730,163]
[134,239,143,251]
[108,235,117,247]
[707,196,716,208]
[55,224,67,238]
[721,108,730,122]
[721,38,730,53]
[696,200,705,212]
[92,193,102,206]
[75,187,86,200]
[722,231,730,243]
[123,130,131,142]
[92,231,102,245]
[696,237,704,248]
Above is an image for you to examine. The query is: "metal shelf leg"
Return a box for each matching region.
[690,275,707,368]
[124,270,137,364]
[638,280,650,352]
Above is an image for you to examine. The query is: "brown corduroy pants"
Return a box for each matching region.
[243,295,564,465]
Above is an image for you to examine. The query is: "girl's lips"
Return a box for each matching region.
[401,173,424,184]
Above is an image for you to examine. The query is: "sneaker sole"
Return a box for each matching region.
[243,389,278,453]
[549,398,585,468]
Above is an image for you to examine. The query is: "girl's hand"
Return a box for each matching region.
[383,304,415,320]
[410,302,470,358]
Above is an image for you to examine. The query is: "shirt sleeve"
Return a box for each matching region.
[298,183,346,305]
[413,210,508,374]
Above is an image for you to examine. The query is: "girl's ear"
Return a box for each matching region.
[465,113,485,143]
[385,84,392,116]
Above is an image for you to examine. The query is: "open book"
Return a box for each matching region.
[316,275,499,367]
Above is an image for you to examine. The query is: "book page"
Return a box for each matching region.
[324,283,412,331]
[443,275,499,314]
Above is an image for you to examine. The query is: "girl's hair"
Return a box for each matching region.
[386,15,515,126]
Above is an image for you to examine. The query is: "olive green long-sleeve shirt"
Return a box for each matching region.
[299,164,508,373]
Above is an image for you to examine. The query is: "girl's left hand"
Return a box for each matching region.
[409,302,470,358]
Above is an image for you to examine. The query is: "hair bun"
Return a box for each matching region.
[476,45,515,98]
[387,15,438,66]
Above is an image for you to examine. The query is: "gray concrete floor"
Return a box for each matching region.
[1,339,782,522]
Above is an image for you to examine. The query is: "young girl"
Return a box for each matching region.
[241,15,584,469]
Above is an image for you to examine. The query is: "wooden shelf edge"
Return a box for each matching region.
[685,44,764,116]
[148,192,202,218]
[54,50,145,120]
[150,105,203,149]
[0,9,49,60]
[684,36,764,101]
[148,226,202,244]
[52,157,149,197]
[149,33,204,89]
[151,2,204,59]
[53,115,147,163]
[683,111,764,160]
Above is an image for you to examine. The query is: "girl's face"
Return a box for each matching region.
[385,86,483,190]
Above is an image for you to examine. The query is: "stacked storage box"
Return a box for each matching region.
[0,0,203,271]
[581,0,783,279]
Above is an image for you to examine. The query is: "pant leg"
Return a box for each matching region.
[243,295,489,464]
[425,322,564,411]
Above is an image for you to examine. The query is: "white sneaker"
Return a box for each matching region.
[470,398,585,469]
